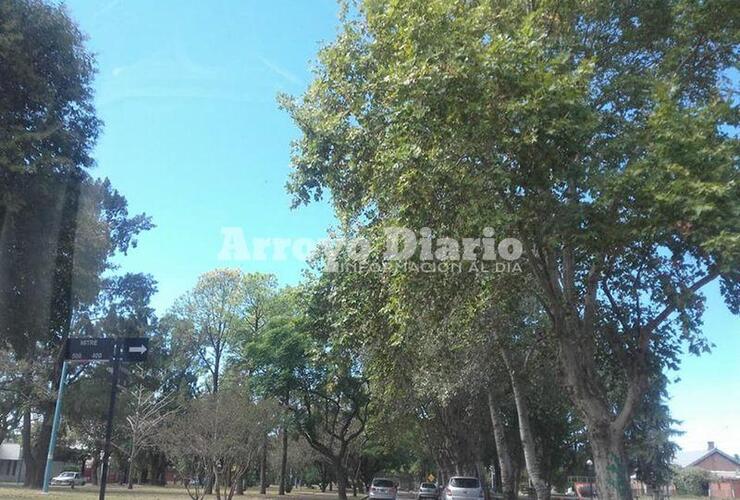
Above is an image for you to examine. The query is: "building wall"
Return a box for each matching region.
[710,479,740,499]
[0,459,23,483]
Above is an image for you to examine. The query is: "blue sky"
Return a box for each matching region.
[64,0,738,456]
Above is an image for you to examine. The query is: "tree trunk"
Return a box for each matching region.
[237,473,245,495]
[127,457,135,489]
[498,345,549,500]
[492,460,501,494]
[22,408,37,488]
[205,472,214,495]
[24,402,53,488]
[589,426,632,500]
[335,463,348,500]
[214,466,222,500]
[320,463,328,492]
[279,423,288,495]
[486,388,517,500]
[91,450,100,485]
[213,350,221,395]
[259,439,268,494]
[555,330,635,500]
[152,452,167,486]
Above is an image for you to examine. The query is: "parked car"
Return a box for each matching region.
[418,482,439,500]
[443,477,484,500]
[50,471,85,487]
[369,478,398,500]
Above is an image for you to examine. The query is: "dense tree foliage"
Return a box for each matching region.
[282,1,738,498]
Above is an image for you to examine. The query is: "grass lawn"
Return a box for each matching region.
[0,485,346,500]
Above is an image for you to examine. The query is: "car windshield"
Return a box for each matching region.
[450,478,479,489]
[3,2,734,500]
[373,479,395,487]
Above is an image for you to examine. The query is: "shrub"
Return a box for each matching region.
[674,467,713,496]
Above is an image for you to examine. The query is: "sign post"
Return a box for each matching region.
[42,337,149,497]
[42,361,68,494]
[98,342,121,500]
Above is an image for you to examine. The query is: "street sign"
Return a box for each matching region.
[121,337,149,363]
[66,338,115,362]
[65,337,149,363]
[50,336,151,500]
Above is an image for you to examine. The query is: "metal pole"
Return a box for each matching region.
[99,341,121,500]
[42,361,68,493]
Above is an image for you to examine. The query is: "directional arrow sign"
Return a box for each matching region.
[66,338,115,362]
[121,337,149,363]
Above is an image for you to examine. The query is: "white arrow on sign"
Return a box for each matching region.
[128,345,147,354]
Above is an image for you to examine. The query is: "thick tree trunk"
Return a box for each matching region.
[589,426,632,500]
[492,460,501,494]
[279,424,288,495]
[555,330,635,500]
[25,401,53,488]
[335,463,348,500]
[486,388,517,500]
[498,345,549,500]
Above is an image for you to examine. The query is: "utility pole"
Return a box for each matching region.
[42,360,69,493]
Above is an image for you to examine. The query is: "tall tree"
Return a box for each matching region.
[0,0,100,235]
[282,1,738,498]
[170,269,248,395]
[290,280,370,500]
[1,1,153,488]
[245,287,309,496]
[2,176,151,487]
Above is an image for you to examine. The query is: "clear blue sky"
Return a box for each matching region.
[64,0,738,456]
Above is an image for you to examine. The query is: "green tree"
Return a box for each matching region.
[289,279,371,500]
[2,175,151,488]
[0,1,153,488]
[0,0,99,177]
[169,269,249,395]
[283,2,738,498]
[245,287,310,495]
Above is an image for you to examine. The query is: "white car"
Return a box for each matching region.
[443,477,484,500]
[369,478,398,500]
[50,471,85,487]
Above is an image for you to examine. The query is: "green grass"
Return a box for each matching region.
[0,484,345,500]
